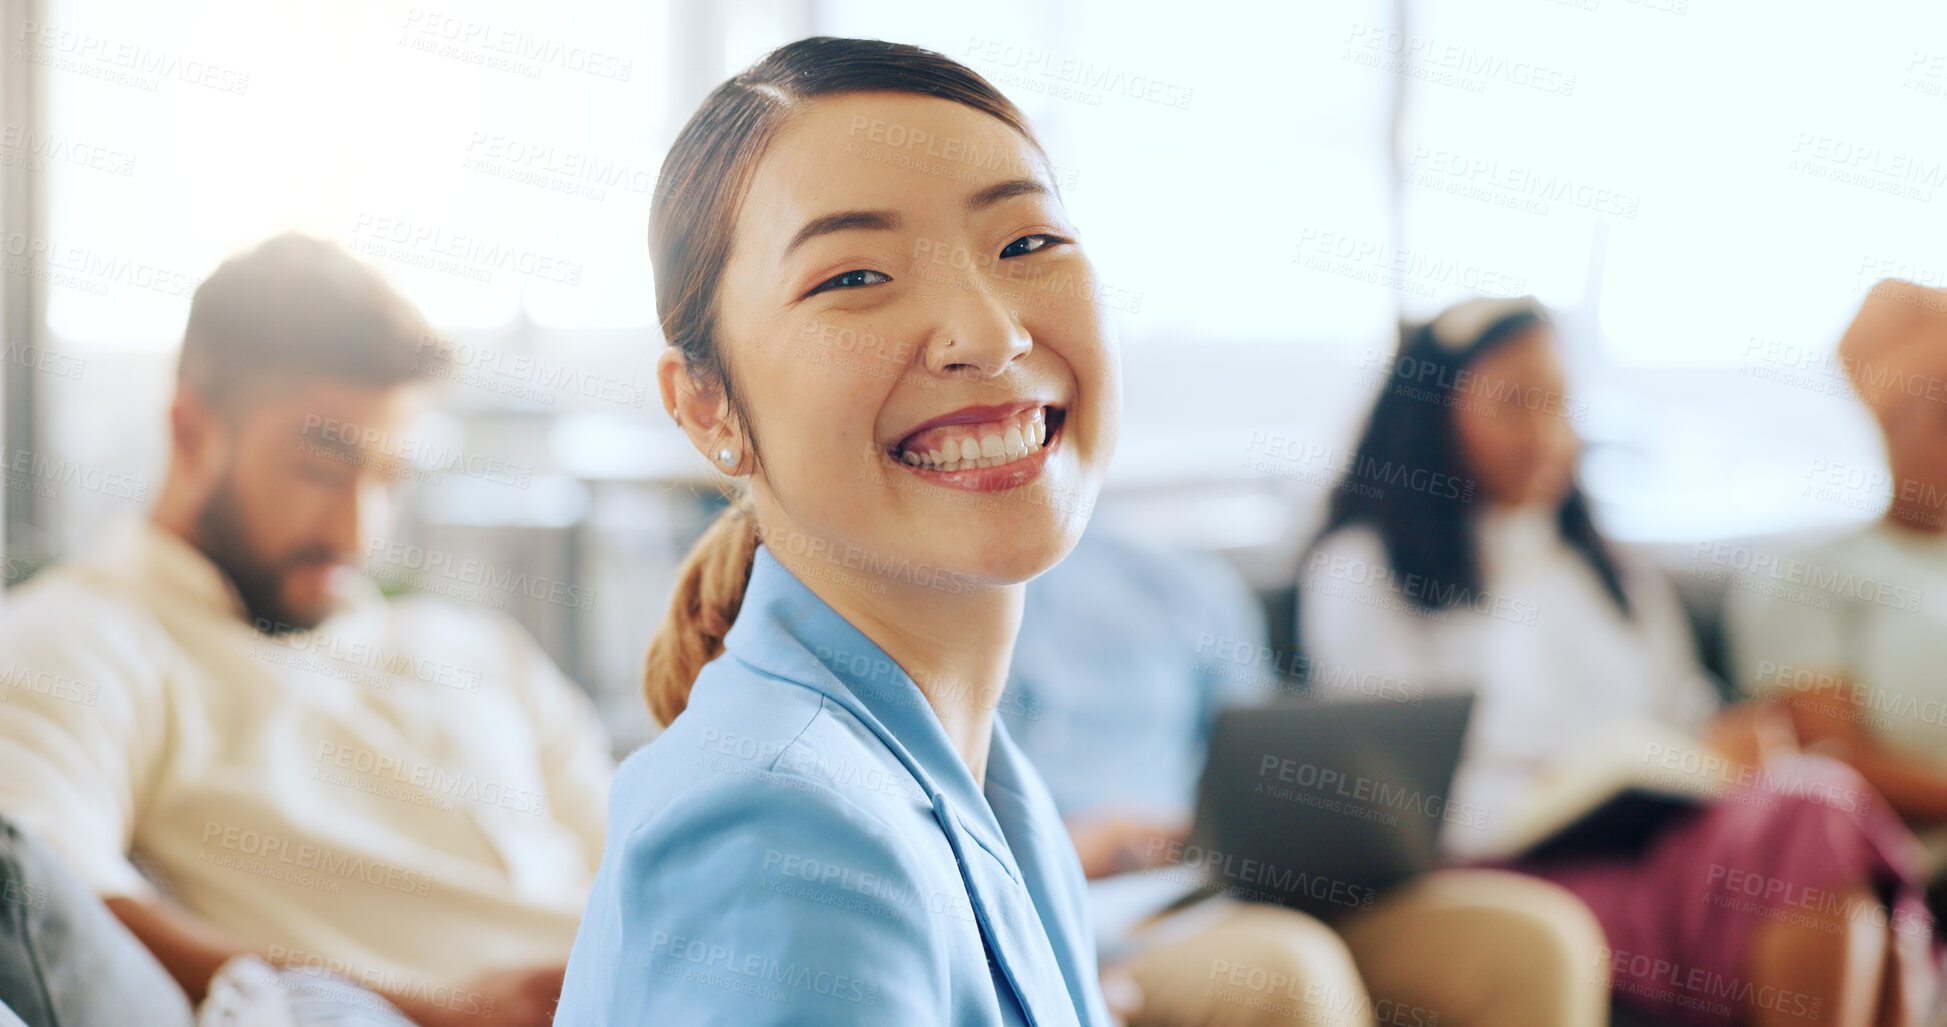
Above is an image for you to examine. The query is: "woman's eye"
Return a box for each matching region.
[1000,234,1065,259]
[808,268,891,296]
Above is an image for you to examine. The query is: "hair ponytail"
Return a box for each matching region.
[643,504,760,726]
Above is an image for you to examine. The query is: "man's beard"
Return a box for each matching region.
[193,472,342,635]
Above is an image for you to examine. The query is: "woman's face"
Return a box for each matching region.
[1450,327,1579,509]
[706,92,1119,590]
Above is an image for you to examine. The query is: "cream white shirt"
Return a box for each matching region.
[0,518,614,990]
[1300,508,1718,859]
[1727,520,1947,763]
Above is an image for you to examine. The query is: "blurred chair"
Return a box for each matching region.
[0,815,194,1027]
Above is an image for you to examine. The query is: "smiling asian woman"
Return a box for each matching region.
[553,37,1120,1026]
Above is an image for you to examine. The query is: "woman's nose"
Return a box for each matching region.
[918,282,1032,380]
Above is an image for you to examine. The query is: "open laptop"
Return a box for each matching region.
[1187,693,1476,916]
[1089,693,1476,955]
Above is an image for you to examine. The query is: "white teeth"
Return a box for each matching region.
[894,407,1055,471]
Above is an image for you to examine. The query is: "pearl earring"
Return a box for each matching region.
[717,447,736,467]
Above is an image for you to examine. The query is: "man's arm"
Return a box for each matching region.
[106,895,565,1027]
[1724,558,1947,821]
[1065,817,1188,880]
[1779,673,1947,824]
[0,595,230,1006]
[0,604,566,1026]
[103,896,247,1006]
[0,608,169,902]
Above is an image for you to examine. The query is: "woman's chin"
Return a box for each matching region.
[956,521,1088,585]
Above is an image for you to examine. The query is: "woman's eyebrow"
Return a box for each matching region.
[966,178,1048,210]
[777,179,1048,262]
[782,210,902,260]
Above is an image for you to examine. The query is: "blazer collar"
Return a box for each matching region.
[720,545,1085,1026]
[722,545,1016,865]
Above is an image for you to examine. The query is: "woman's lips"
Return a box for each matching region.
[895,405,1049,471]
[895,400,1047,440]
[885,406,1066,493]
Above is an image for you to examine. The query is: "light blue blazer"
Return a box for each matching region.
[556,545,1111,1026]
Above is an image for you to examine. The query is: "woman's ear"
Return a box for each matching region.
[658,349,745,473]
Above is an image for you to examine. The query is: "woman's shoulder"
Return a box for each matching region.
[605,660,939,891]
[1304,523,1388,573]
[625,656,931,812]
[611,721,934,889]
[1298,523,1399,614]
[566,669,967,1023]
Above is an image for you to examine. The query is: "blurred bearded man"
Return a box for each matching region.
[0,233,614,1027]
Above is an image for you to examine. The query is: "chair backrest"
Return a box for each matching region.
[1636,525,1854,703]
[0,816,194,1027]
[1255,580,1313,698]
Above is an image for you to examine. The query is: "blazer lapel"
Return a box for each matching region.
[726,548,1088,1026]
[930,793,1082,1027]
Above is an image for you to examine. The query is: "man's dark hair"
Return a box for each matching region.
[177,232,450,412]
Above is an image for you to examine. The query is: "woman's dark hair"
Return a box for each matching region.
[1311,298,1631,616]
[643,37,1049,725]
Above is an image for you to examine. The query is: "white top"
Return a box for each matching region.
[1300,508,1718,859]
[0,518,615,988]
[1727,521,1947,763]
